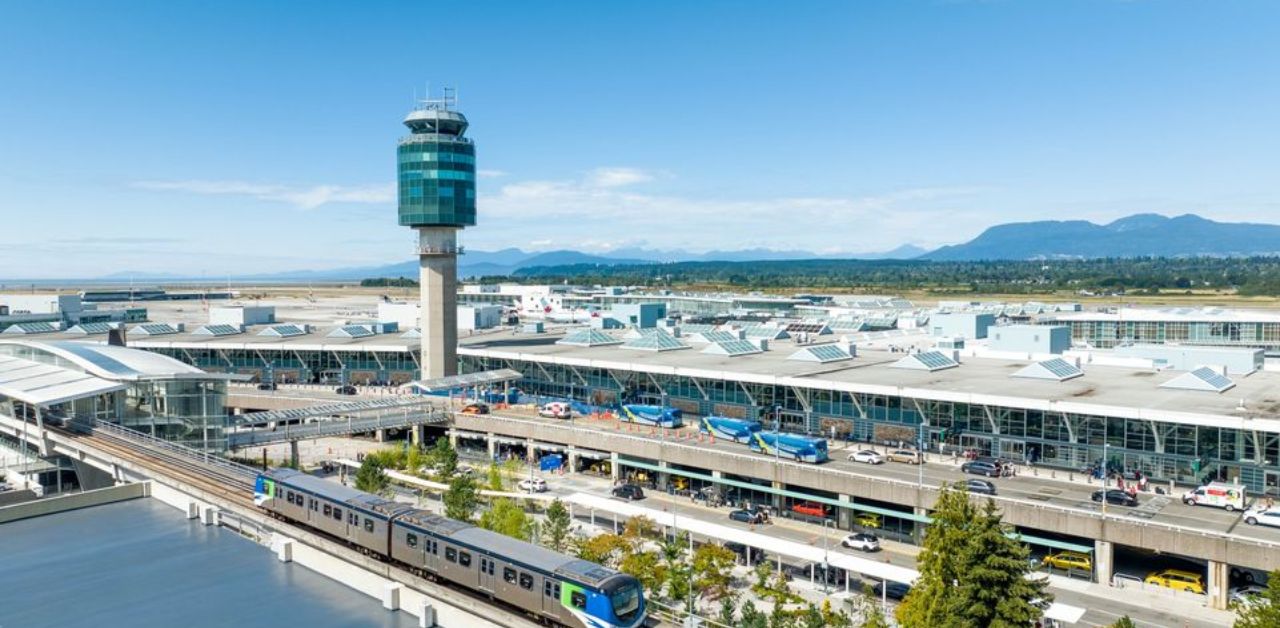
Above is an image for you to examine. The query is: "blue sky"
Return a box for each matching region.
[1,0,1278,278]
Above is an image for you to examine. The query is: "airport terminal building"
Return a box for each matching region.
[55,322,1280,495]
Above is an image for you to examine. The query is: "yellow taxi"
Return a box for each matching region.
[854,513,882,529]
[1144,569,1205,594]
[1042,551,1092,572]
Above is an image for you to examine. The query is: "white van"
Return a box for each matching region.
[538,402,572,420]
[1182,482,1246,511]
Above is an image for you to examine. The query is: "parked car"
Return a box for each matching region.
[334,385,357,395]
[611,484,645,501]
[848,450,885,465]
[854,512,882,529]
[1042,550,1092,572]
[1092,489,1139,507]
[886,449,923,464]
[1243,506,1280,527]
[461,402,490,415]
[1229,584,1268,609]
[961,461,1001,478]
[791,501,828,518]
[729,509,766,524]
[964,478,997,495]
[724,541,766,564]
[841,532,881,552]
[538,402,572,419]
[256,382,277,391]
[1144,569,1205,594]
[872,581,911,600]
[517,478,547,493]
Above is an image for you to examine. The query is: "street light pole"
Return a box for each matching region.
[822,519,832,594]
[918,420,929,491]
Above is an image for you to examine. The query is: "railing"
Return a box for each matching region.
[227,411,448,448]
[90,420,259,489]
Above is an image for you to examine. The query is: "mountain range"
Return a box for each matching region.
[83,213,1280,281]
[920,213,1280,261]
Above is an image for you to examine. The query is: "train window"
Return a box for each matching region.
[427,540,437,555]
[487,561,494,575]
[519,573,533,590]
[554,583,561,598]
[323,504,331,516]
[459,552,471,568]
[445,547,457,563]
[544,582,553,597]
[364,518,374,532]
[332,507,342,521]
[407,533,418,548]
[504,567,517,583]
[570,591,586,609]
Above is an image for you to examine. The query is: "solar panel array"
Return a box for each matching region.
[329,325,375,338]
[134,323,180,336]
[893,350,959,371]
[67,322,112,335]
[557,329,623,347]
[696,330,740,344]
[743,326,788,339]
[1190,367,1234,392]
[622,333,689,352]
[787,344,852,363]
[1040,358,1083,380]
[2,322,57,334]
[785,322,828,334]
[194,324,242,337]
[702,339,763,357]
[259,324,307,337]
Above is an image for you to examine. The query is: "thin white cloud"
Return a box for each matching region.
[132,180,394,209]
[587,167,655,188]
[476,169,508,179]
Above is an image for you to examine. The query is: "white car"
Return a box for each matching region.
[1243,506,1280,527]
[518,478,548,493]
[841,532,881,552]
[538,402,572,419]
[848,450,885,465]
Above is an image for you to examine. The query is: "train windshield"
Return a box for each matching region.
[610,583,641,623]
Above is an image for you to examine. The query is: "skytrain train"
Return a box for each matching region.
[254,469,645,628]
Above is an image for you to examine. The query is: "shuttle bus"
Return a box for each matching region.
[749,431,829,463]
[620,404,683,428]
[699,416,763,443]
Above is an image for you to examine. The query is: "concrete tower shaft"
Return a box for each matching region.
[417,228,458,379]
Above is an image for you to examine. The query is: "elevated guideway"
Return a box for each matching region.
[227,397,448,450]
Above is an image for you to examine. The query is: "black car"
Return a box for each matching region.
[873,581,912,600]
[611,484,645,501]
[1091,489,1139,507]
[961,461,1001,477]
[729,509,765,524]
[334,385,357,395]
[964,479,997,495]
[256,382,277,391]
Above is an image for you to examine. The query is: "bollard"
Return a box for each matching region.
[418,599,436,628]
[276,538,294,563]
[186,501,199,520]
[382,583,402,611]
[201,506,218,526]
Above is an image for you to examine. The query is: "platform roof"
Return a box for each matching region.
[0,354,126,406]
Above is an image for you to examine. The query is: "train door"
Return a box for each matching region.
[478,555,495,593]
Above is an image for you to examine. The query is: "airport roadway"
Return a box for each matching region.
[473,405,1280,550]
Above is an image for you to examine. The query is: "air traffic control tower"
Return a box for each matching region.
[398,93,475,378]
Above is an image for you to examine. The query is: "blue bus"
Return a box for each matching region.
[748,431,829,463]
[620,404,683,428]
[699,416,763,443]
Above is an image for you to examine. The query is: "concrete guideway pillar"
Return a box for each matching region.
[418,598,436,628]
[486,433,496,459]
[1207,560,1229,610]
[838,494,853,531]
[1094,540,1113,586]
[610,452,620,483]
[382,582,402,611]
[289,440,300,468]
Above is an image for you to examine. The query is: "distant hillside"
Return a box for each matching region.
[921,213,1280,261]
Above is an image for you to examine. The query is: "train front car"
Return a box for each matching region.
[574,573,645,628]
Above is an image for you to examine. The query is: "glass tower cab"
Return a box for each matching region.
[397,99,476,228]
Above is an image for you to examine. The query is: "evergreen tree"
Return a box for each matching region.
[486,463,504,491]
[353,456,389,495]
[716,595,738,627]
[740,600,768,628]
[443,473,477,522]
[857,585,891,628]
[1109,616,1137,628]
[954,500,1049,627]
[478,497,533,540]
[897,485,1048,628]
[542,499,572,553]
[1235,569,1280,628]
[432,437,457,478]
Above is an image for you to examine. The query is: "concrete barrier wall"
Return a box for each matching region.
[0,482,147,524]
[0,488,39,507]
